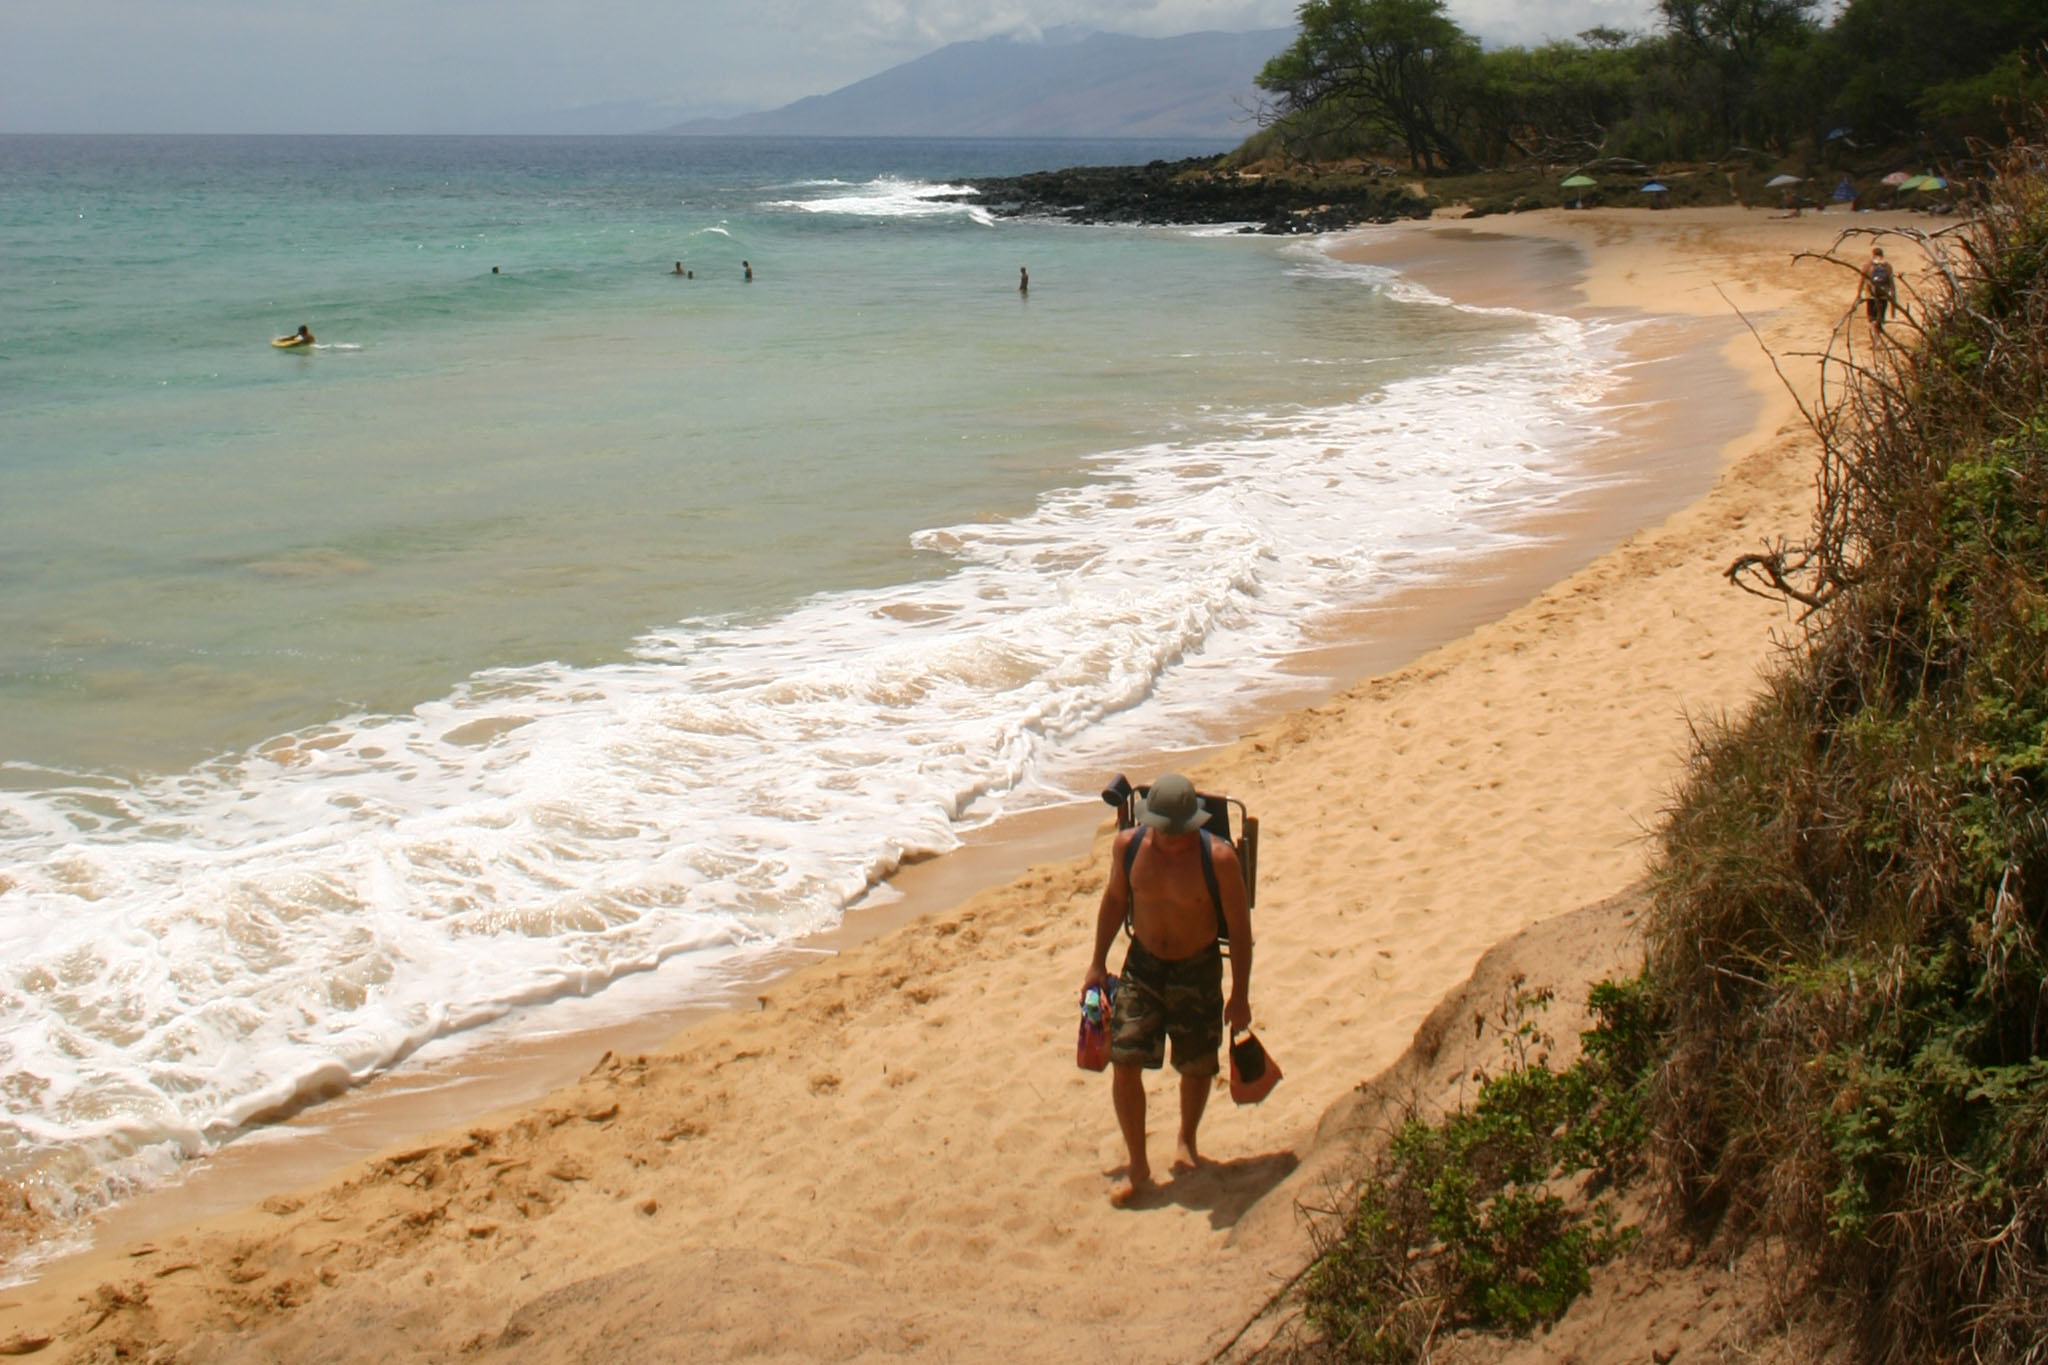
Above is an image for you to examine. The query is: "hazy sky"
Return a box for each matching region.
[3,1,1666,134]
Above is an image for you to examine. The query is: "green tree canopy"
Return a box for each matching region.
[1468,39,1641,164]
[1658,0,1822,67]
[1251,0,2047,171]
[1823,0,2048,147]
[1653,0,1823,149]
[1257,0,1480,172]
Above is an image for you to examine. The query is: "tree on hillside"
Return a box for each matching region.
[1655,0,1823,148]
[1822,0,2048,148]
[1468,37,1640,164]
[1658,0,1819,68]
[1256,0,1479,172]
[1246,0,2042,173]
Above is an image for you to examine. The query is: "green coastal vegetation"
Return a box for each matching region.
[1282,131,2048,1363]
[1233,0,2045,214]
[961,3,2041,232]
[1647,144,2048,1360]
[1297,978,1658,1358]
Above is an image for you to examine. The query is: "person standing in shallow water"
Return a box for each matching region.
[1019,265,1028,295]
[742,260,753,282]
[1083,773,1252,1206]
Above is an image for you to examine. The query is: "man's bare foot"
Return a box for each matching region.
[1172,1135,1204,1173]
[1110,1165,1153,1207]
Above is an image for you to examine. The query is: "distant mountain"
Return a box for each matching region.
[664,28,1291,140]
[499,98,753,136]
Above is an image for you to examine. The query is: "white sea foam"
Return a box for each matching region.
[0,255,1633,1242]
[764,177,995,226]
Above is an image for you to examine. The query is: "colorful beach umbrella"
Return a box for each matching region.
[1765,174,1803,188]
[1881,171,1913,186]
[1910,175,1948,191]
[1560,174,1598,208]
[1640,182,1669,193]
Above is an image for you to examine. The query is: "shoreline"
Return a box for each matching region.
[0,206,1912,1362]
[13,219,1745,1264]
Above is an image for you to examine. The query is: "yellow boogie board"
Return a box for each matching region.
[272,335,311,349]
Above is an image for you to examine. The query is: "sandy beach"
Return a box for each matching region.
[0,203,1918,1363]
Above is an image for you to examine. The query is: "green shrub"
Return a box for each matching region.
[1649,140,2048,1361]
[1298,978,1654,1361]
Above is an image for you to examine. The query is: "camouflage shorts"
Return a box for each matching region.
[1110,940,1224,1076]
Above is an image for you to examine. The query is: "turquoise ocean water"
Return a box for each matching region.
[0,135,1630,1255]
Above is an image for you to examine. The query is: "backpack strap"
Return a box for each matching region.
[1121,828,1144,938]
[1197,830,1223,922]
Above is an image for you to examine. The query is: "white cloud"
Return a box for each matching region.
[831,0,1287,43]
[1449,0,1663,46]
[818,0,1661,48]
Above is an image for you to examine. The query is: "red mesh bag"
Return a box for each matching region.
[1076,978,1116,1072]
[1228,1030,1281,1104]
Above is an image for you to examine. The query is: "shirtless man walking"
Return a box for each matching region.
[1084,773,1252,1205]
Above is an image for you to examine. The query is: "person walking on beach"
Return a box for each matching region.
[1083,773,1252,1206]
[1861,246,1897,341]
